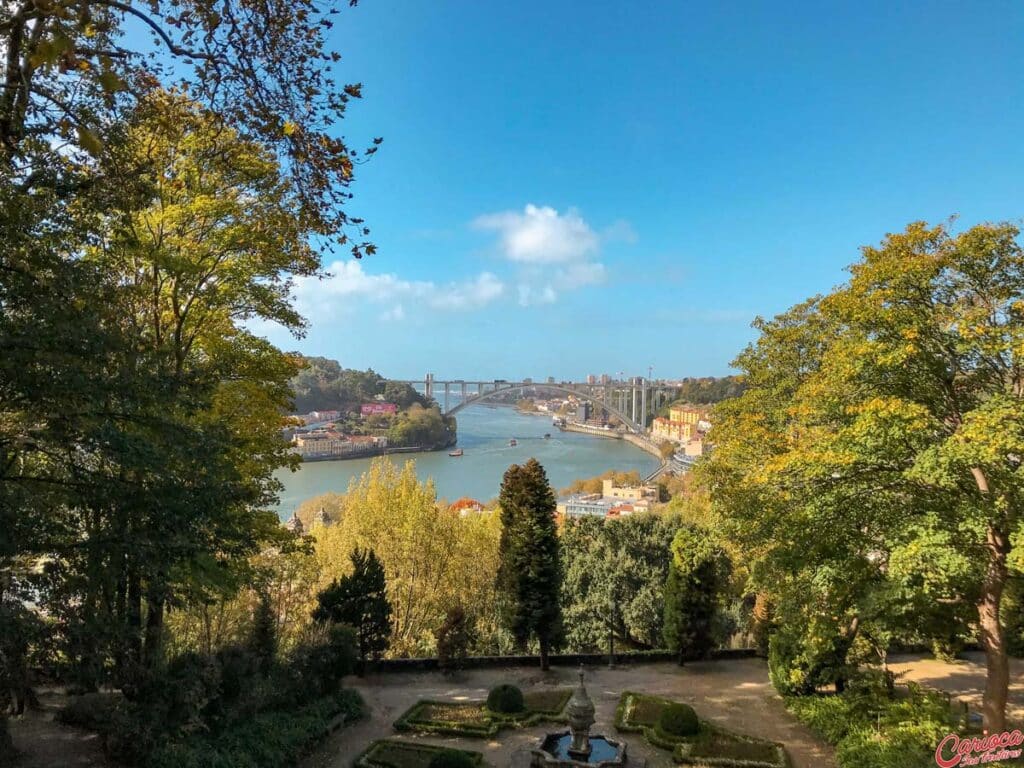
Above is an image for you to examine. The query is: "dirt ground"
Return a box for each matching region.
[888,651,1024,723]
[301,659,836,768]
[8,689,113,768]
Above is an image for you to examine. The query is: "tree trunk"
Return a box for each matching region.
[539,638,550,671]
[978,521,1010,733]
[142,593,164,669]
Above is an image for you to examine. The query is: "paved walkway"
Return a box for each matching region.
[302,659,835,768]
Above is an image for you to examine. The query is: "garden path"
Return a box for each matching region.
[302,659,835,768]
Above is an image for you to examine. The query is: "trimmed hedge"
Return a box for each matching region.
[370,647,758,672]
[486,684,524,714]
[146,688,364,768]
[354,739,485,768]
[427,750,478,768]
[393,688,571,738]
[658,702,700,738]
[615,691,789,768]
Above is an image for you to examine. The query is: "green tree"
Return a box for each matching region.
[314,548,392,668]
[250,592,277,676]
[560,513,682,651]
[663,526,729,662]
[701,220,1024,730]
[496,459,563,670]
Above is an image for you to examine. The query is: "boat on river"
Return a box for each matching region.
[508,438,517,446]
[448,448,464,457]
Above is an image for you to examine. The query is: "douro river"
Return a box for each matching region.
[274,404,660,517]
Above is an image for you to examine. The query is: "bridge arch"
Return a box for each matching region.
[444,383,643,434]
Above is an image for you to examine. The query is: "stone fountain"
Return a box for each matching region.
[515,666,634,768]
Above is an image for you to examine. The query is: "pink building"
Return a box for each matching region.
[361,402,398,416]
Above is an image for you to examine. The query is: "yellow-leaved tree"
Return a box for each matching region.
[312,459,501,657]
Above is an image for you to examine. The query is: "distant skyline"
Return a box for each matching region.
[253,1,1024,380]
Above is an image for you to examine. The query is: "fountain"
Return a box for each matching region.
[517,666,634,768]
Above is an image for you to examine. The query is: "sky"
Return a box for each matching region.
[256,1,1024,381]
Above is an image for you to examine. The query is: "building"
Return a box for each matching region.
[651,405,706,444]
[283,513,304,534]
[558,493,614,518]
[602,478,658,501]
[600,373,611,384]
[307,409,341,422]
[361,402,398,417]
[449,497,485,515]
[293,429,388,458]
[557,488,654,520]
[576,401,592,422]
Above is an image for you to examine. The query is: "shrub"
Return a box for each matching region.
[486,684,524,714]
[147,689,364,768]
[657,702,699,738]
[57,691,126,735]
[435,605,474,673]
[786,685,956,768]
[427,749,479,768]
[287,623,357,697]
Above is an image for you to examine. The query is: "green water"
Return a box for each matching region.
[274,404,660,516]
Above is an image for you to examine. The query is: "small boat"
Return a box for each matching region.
[508,438,517,447]
[543,433,551,439]
[448,448,464,457]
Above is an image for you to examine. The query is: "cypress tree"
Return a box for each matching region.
[496,459,563,670]
[314,547,392,670]
[250,591,277,675]
[663,525,728,663]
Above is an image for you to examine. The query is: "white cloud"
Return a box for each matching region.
[294,261,505,321]
[473,204,599,264]
[380,304,405,322]
[475,203,621,306]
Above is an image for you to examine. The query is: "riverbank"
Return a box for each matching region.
[558,422,669,481]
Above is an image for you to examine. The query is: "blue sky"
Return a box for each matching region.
[258,1,1024,380]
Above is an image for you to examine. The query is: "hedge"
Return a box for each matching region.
[353,739,485,768]
[147,688,364,768]
[393,688,571,738]
[615,691,789,768]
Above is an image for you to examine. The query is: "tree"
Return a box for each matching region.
[250,592,277,676]
[496,459,563,670]
[560,513,683,651]
[314,547,391,668]
[1,0,376,253]
[700,221,1024,731]
[311,459,501,657]
[663,526,728,663]
[435,605,475,674]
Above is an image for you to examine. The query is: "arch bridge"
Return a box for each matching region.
[392,375,680,436]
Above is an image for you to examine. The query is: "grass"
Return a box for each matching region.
[353,739,485,768]
[615,691,790,768]
[393,688,571,737]
[521,688,572,715]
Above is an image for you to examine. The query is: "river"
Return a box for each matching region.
[273,404,660,517]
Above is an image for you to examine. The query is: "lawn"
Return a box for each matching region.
[354,739,485,768]
[616,691,789,768]
[393,688,572,737]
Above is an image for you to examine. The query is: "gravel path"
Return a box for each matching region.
[888,651,1024,723]
[8,689,114,768]
[302,659,835,768]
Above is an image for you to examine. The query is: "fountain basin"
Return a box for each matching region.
[532,730,627,766]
